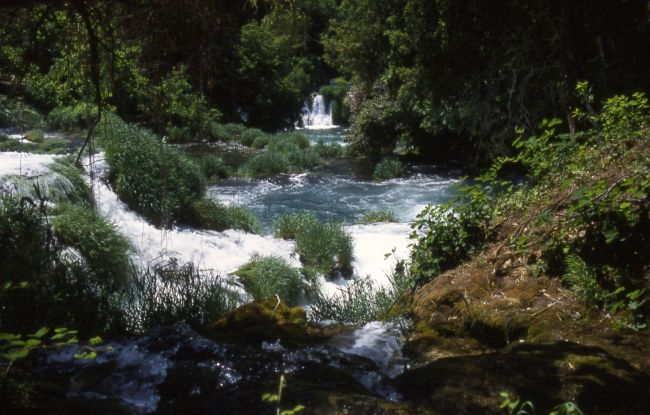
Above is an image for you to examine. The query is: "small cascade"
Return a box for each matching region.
[301,93,336,129]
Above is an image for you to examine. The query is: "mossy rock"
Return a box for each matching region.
[396,341,650,415]
[206,298,321,346]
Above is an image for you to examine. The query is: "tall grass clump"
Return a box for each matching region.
[274,212,354,277]
[98,115,206,226]
[124,263,241,332]
[273,212,319,239]
[310,269,409,324]
[53,203,135,289]
[186,197,261,234]
[372,158,405,181]
[235,255,304,306]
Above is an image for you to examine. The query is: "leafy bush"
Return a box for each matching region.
[235,255,304,306]
[98,115,206,226]
[372,158,405,181]
[186,197,261,234]
[124,263,240,332]
[410,185,493,287]
[47,102,98,131]
[222,123,248,142]
[358,209,398,224]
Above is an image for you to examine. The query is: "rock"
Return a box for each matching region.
[396,341,650,415]
[206,298,320,346]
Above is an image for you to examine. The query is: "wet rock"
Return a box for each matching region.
[206,298,320,346]
[396,341,650,415]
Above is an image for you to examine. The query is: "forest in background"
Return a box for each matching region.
[2,0,649,166]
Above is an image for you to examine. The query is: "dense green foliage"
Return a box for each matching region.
[324,0,650,164]
[409,88,650,328]
[98,115,206,227]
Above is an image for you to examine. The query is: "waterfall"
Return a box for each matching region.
[301,93,336,129]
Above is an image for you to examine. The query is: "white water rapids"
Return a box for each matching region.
[0,152,428,294]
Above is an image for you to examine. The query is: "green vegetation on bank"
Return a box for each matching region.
[408,88,650,329]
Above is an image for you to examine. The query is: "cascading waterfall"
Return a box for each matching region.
[301,93,335,129]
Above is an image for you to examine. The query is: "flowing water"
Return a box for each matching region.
[301,93,335,129]
[0,121,457,413]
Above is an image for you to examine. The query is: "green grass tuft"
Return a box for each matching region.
[235,255,304,305]
[357,209,398,224]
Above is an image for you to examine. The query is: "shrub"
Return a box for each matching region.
[235,255,304,305]
[124,263,240,332]
[186,197,261,234]
[98,115,206,226]
[410,185,492,287]
[358,209,398,224]
[47,102,98,131]
[372,158,405,181]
